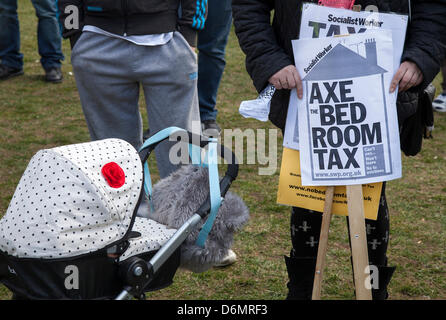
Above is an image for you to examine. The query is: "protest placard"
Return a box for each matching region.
[289,30,401,186]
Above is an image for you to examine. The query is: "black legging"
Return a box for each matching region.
[290,183,389,266]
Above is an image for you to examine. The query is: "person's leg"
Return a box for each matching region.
[364,185,390,267]
[138,32,200,178]
[71,32,142,149]
[30,0,64,71]
[197,0,232,125]
[441,60,446,94]
[285,207,322,299]
[0,0,23,71]
[365,183,395,300]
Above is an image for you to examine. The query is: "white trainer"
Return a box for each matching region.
[214,249,237,268]
[432,93,446,112]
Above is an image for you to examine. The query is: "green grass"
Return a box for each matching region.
[0,0,445,300]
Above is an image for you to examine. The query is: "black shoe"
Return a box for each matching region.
[45,67,63,83]
[202,120,221,138]
[0,64,24,80]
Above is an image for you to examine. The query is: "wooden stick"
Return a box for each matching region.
[312,186,335,300]
[346,185,372,300]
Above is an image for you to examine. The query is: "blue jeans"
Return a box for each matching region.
[0,0,63,70]
[197,0,232,122]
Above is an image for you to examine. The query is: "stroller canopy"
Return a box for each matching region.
[0,139,143,259]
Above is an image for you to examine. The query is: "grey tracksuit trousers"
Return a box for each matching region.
[71,31,200,178]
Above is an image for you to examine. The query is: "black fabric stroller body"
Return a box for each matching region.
[0,128,240,300]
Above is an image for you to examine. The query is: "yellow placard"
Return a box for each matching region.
[277,147,382,220]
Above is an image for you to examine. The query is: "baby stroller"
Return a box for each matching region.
[0,127,245,300]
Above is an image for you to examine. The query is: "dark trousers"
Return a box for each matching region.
[290,183,389,267]
[441,60,446,93]
[197,0,232,121]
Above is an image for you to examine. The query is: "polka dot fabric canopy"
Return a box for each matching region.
[0,139,143,259]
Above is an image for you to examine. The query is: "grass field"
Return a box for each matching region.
[0,0,445,300]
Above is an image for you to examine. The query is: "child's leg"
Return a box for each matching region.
[290,207,322,258]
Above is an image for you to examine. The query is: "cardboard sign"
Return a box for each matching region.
[277,147,382,220]
[288,31,402,186]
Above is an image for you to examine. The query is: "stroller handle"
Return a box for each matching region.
[139,130,239,219]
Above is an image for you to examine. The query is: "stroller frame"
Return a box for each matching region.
[116,129,238,300]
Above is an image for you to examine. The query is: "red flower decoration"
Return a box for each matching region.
[101,162,125,188]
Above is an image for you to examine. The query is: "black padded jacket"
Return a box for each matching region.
[58,0,208,47]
